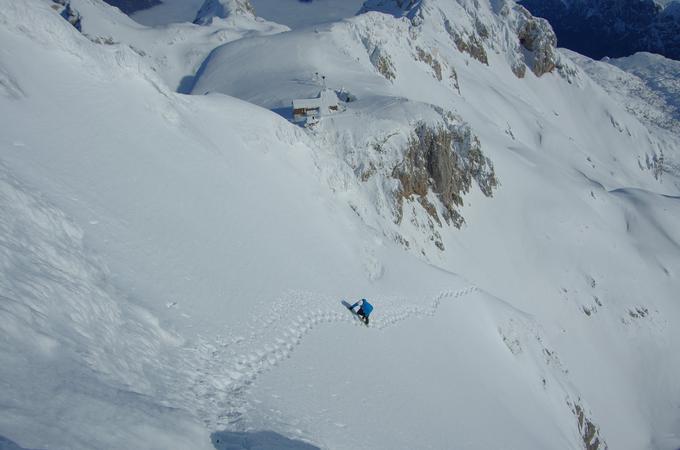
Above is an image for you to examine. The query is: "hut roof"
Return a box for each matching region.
[293,89,339,111]
[293,97,320,110]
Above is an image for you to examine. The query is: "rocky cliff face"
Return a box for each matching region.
[317,100,499,253]
[513,5,557,76]
[360,0,560,78]
[51,0,82,31]
[393,121,497,231]
[519,0,680,60]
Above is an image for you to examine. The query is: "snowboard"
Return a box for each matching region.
[341,300,369,326]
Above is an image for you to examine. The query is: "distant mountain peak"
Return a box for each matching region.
[359,0,560,78]
[519,0,680,60]
[358,0,423,17]
[101,0,161,15]
[194,0,255,25]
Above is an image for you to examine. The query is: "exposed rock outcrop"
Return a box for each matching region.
[645,150,667,180]
[358,31,399,81]
[415,47,443,80]
[514,6,557,76]
[392,120,498,229]
[51,0,82,31]
[360,0,560,79]
[370,47,397,81]
[444,19,489,66]
[570,402,608,450]
[493,1,559,77]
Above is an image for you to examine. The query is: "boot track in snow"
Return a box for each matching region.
[185,285,480,429]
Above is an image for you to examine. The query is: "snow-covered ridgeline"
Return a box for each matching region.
[566,50,680,180]
[41,0,287,92]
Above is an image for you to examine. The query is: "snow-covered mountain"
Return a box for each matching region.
[519,0,680,60]
[120,0,367,28]
[102,0,160,14]
[247,0,367,29]
[656,0,680,7]
[44,0,286,92]
[608,52,680,122]
[1,1,680,450]
[569,51,680,136]
[193,0,255,25]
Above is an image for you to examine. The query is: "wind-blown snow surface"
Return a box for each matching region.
[1,1,680,450]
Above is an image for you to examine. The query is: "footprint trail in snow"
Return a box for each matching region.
[183,285,480,429]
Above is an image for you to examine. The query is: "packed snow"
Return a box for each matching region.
[1,0,680,450]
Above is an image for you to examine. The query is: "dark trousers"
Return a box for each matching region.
[357,307,369,325]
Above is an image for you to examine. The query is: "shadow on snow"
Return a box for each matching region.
[211,431,320,450]
[0,435,43,450]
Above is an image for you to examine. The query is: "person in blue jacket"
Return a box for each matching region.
[349,298,373,325]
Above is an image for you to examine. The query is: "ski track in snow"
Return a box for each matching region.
[184,285,480,429]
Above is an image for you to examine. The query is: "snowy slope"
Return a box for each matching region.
[191,1,680,448]
[608,52,680,125]
[565,50,680,183]
[0,165,208,450]
[1,2,487,448]
[566,51,680,135]
[1,1,680,450]
[59,0,286,92]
